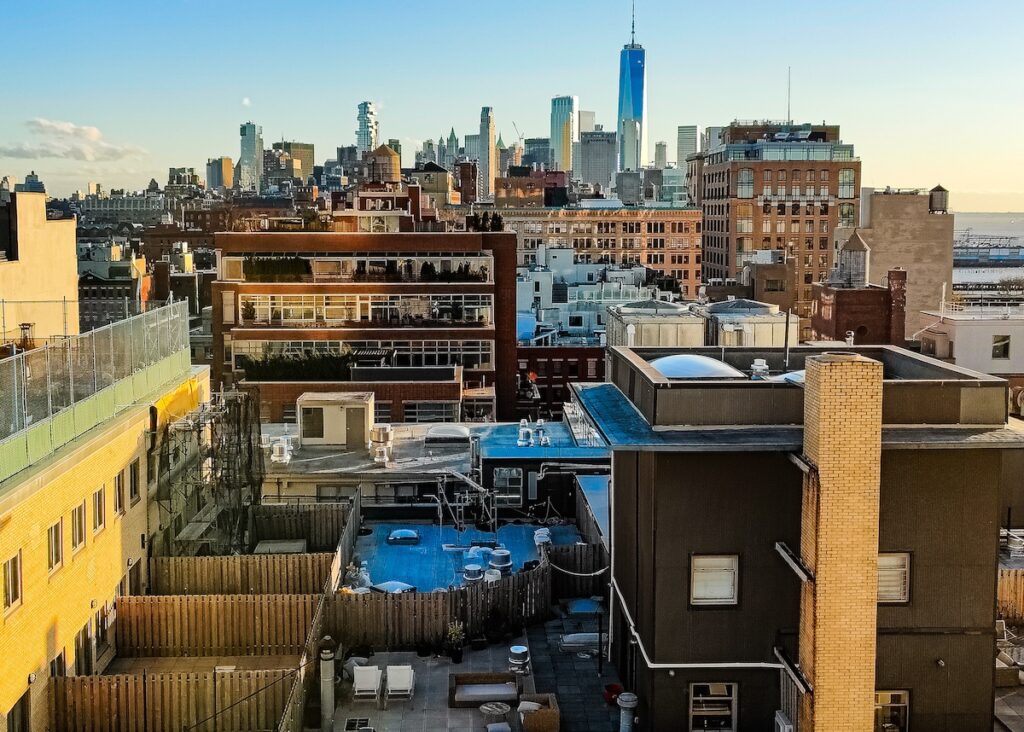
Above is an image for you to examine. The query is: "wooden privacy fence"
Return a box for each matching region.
[116,594,317,656]
[549,543,609,599]
[50,669,292,732]
[998,568,1024,624]
[149,553,334,595]
[278,505,355,732]
[325,561,551,650]
[252,503,351,551]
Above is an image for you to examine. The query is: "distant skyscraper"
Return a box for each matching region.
[550,95,579,172]
[579,110,596,134]
[356,102,378,156]
[238,121,263,191]
[654,142,668,169]
[701,126,723,152]
[272,141,314,182]
[577,130,617,191]
[387,138,402,160]
[616,5,647,171]
[206,157,234,190]
[446,128,458,168]
[479,106,496,198]
[676,125,698,166]
[523,138,551,168]
[464,134,481,162]
[14,170,45,193]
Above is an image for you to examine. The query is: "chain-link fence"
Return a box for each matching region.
[0,300,190,444]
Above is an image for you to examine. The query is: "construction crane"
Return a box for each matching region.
[511,121,525,147]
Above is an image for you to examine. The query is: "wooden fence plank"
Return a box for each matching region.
[148,554,335,596]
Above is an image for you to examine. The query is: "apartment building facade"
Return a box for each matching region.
[210,231,518,420]
[0,302,206,731]
[693,121,861,333]
[456,207,702,298]
[569,345,1019,731]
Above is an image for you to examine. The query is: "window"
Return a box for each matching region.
[878,553,910,603]
[839,203,855,227]
[764,279,785,292]
[689,682,737,731]
[3,551,22,612]
[301,407,325,439]
[736,168,754,198]
[838,168,855,198]
[493,467,524,506]
[129,459,141,504]
[404,401,459,423]
[49,650,66,679]
[282,405,298,424]
[113,471,125,515]
[374,401,392,423]
[5,690,30,732]
[71,501,87,550]
[92,486,106,533]
[568,315,584,328]
[875,691,909,732]
[690,555,738,605]
[48,520,63,572]
[993,335,1011,360]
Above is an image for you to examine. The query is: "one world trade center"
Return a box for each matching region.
[617,3,647,171]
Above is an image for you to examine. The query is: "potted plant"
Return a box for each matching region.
[446,621,466,664]
[240,300,256,324]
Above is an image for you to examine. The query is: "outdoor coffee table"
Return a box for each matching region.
[480,700,512,723]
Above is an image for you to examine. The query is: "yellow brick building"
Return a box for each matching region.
[0,304,207,729]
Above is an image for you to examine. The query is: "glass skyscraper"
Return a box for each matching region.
[550,95,579,173]
[617,30,647,172]
[238,121,263,191]
[356,101,378,156]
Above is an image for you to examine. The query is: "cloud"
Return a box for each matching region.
[0,118,146,161]
[241,97,252,107]
[26,118,103,142]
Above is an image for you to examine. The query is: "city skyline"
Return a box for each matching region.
[2,0,1022,210]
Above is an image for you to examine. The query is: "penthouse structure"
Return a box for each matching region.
[691,121,861,335]
[210,231,518,420]
[568,345,1021,730]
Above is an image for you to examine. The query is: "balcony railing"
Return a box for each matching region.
[237,316,491,329]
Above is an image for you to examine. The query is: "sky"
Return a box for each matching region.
[2,0,1023,211]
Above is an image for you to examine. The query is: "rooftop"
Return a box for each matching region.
[262,420,608,480]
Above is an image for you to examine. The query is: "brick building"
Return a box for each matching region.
[443,206,703,298]
[570,345,1023,730]
[691,121,861,334]
[210,231,518,420]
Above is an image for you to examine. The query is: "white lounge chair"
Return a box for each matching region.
[352,665,383,702]
[386,665,416,700]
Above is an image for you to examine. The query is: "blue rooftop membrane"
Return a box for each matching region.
[354,521,581,592]
[476,421,610,461]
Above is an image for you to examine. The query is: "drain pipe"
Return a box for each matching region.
[319,636,336,732]
[617,692,638,732]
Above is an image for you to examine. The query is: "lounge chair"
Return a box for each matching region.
[386,665,415,700]
[352,665,383,702]
[557,632,608,655]
[998,620,1018,648]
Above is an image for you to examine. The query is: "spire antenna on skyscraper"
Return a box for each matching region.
[631,0,635,45]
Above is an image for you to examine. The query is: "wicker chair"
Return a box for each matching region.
[518,693,560,732]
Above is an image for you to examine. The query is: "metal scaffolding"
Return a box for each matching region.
[155,389,265,556]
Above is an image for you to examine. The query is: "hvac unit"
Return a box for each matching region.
[774,710,794,732]
[270,439,292,464]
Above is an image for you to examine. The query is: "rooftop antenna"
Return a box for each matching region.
[786,66,792,125]
[631,0,636,45]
